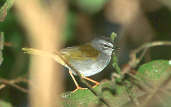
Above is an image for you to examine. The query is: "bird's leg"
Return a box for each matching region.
[68,70,86,92]
[82,76,100,87]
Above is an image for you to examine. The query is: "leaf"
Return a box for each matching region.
[134,60,171,106]
[0,100,12,107]
[136,60,171,88]
[62,81,131,107]
[75,0,107,14]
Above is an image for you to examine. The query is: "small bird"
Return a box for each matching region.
[22,36,114,92]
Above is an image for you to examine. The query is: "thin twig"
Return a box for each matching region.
[130,41,171,68]
[112,54,123,82]
[112,54,121,75]
[0,77,28,93]
[133,41,171,54]
[55,52,111,107]
[121,41,171,75]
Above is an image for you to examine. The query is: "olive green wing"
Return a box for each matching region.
[60,44,100,61]
[22,44,100,67]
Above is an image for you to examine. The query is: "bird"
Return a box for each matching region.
[22,36,115,92]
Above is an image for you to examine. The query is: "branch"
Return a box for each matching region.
[0,77,28,93]
[130,41,171,67]
[122,41,171,75]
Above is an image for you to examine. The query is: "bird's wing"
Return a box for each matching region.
[22,44,100,67]
[60,43,100,61]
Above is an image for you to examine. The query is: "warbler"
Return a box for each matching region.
[22,36,114,91]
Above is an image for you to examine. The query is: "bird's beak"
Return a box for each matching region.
[112,47,120,55]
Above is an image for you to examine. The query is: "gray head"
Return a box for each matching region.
[91,37,114,56]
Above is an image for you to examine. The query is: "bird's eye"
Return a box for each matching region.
[104,44,109,48]
[103,44,112,48]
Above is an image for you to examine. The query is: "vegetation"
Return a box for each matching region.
[0,0,171,107]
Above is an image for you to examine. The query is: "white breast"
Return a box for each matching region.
[68,53,111,77]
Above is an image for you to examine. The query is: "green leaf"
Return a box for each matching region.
[110,32,117,41]
[136,60,171,87]
[134,60,171,106]
[64,11,76,44]
[0,100,12,107]
[62,81,131,107]
[76,0,108,14]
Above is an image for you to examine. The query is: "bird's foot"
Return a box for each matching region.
[92,82,100,88]
[72,86,87,93]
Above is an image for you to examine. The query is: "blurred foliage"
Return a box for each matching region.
[0,1,28,107]
[0,100,12,107]
[0,10,27,78]
[0,32,4,65]
[64,10,77,45]
[74,0,107,14]
[0,0,171,107]
[0,0,14,22]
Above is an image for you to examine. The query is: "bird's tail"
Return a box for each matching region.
[22,48,66,66]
